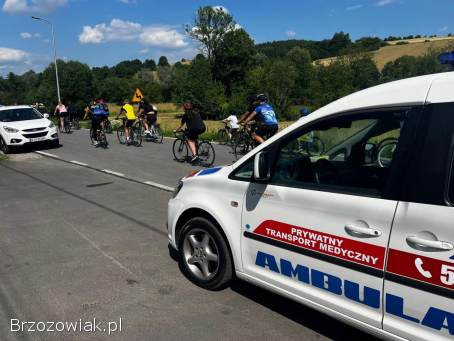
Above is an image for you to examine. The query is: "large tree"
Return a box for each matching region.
[185,6,237,61]
[213,28,256,95]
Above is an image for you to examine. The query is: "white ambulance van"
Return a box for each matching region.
[168,72,454,340]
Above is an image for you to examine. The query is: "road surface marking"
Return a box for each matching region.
[36,151,59,158]
[144,181,174,192]
[102,169,125,177]
[64,219,134,276]
[70,160,88,166]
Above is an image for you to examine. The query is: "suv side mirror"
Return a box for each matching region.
[254,151,271,181]
[43,113,49,119]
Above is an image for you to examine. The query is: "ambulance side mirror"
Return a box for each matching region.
[254,151,271,181]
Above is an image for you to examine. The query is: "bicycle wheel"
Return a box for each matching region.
[216,129,228,145]
[306,137,325,157]
[64,119,71,134]
[104,119,113,134]
[234,135,251,160]
[153,126,163,144]
[173,138,188,162]
[117,127,126,144]
[133,123,143,147]
[89,128,95,144]
[99,130,108,148]
[198,141,215,167]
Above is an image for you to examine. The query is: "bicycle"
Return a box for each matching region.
[233,125,257,160]
[71,116,80,130]
[89,117,108,148]
[104,119,113,134]
[299,136,325,157]
[172,131,215,167]
[117,118,143,147]
[143,123,164,144]
[59,115,71,134]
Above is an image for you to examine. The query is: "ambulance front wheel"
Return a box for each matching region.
[178,217,233,290]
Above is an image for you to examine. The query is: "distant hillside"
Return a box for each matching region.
[316,36,454,70]
[255,32,386,61]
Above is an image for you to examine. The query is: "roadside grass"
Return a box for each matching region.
[0,153,8,161]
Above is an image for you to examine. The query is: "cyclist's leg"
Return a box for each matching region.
[91,117,99,141]
[60,115,64,130]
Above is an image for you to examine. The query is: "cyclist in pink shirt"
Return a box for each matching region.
[54,101,68,132]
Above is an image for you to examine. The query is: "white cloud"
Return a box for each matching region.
[286,30,296,38]
[212,5,228,14]
[119,0,136,3]
[20,32,32,39]
[376,0,395,6]
[138,48,149,54]
[440,25,448,32]
[346,4,363,11]
[2,0,68,14]
[20,32,41,39]
[0,47,28,62]
[328,8,335,17]
[79,19,188,48]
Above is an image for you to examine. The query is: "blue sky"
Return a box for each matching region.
[0,0,452,76]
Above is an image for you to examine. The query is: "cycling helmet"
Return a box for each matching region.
[300,107,310,116]
[256,93,268,102]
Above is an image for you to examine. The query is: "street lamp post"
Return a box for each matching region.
[31,16,61,103]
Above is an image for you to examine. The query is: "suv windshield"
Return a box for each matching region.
[0,108,43,122]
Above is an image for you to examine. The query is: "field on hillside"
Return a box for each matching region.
[316,36,454,70]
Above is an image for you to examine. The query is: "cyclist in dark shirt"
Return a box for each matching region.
[174,103,206,163]
[137,99,157,135]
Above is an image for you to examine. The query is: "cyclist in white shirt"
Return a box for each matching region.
[222,113,239,139]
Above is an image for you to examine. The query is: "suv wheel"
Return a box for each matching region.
[0,137,10,154]
[178,217,233,290]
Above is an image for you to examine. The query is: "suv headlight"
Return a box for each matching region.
[48,122,55,128]
[3,126,19,133]
[172,180,184,198]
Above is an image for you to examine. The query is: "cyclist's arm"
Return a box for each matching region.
[243,111,257,124]
[238,111,251,124]
[116,108,125,120]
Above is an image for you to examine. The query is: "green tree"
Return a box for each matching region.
[214,28,256,95]
[185,6,236,61]
[113,59,143,78]
[286,47,313,103]
[158,56,170,67]
[172,58,225,118]
[144,58,157,70]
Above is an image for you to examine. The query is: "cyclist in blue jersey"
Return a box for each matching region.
[240,94,279,144]
[84,100,109,146]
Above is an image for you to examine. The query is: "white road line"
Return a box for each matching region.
[64,219,134,276]
[70,160,88,166]
[144,181,175,192]
[36,151,59,158]
[102,169,125,177]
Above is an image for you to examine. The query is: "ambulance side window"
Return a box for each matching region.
[270,110,409,198]
[231,158,254,181]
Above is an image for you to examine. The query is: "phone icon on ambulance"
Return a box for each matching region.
[415,257,432,279]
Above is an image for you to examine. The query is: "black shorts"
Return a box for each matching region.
[254,124,278,140]
[125,119,135,128]
[187,127,206,141]
[146,114,157,125]
[59,112,69,118]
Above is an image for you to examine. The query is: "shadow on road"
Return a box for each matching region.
[230,279,380,341]
[0,162,167,238]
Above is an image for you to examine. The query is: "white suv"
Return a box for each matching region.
[0,105,59,153]
[168,72,454,341]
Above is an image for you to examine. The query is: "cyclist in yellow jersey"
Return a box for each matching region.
[117,99,136,144]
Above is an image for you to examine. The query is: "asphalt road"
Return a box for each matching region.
[0,138,379,340]
[44,129,238,188]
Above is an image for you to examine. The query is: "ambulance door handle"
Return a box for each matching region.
[406,235,454,251]
[345,221,382,238]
